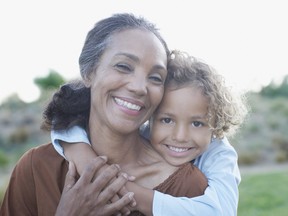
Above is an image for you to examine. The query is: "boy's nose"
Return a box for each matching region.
[172,124,189,143]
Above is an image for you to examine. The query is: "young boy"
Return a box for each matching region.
[52,50,248,215]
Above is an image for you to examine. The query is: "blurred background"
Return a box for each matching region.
[0,0,287,215]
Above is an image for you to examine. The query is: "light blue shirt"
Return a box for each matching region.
[51,126,240,216]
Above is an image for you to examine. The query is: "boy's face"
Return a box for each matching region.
[150,85,212,166]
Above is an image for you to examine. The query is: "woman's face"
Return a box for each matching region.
[88,29,168,134]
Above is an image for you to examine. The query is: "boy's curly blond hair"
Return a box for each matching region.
[166,50,248,138]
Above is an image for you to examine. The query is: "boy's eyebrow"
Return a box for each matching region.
[156,111,173,116]
[191,114,208,120]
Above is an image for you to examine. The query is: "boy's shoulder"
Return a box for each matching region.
[207,137,237,154]
[194,137,238,169]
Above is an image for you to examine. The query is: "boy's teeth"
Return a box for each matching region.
[114,98,141,111]
[168,146,189,152]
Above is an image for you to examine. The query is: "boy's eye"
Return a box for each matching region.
[161,118,172,124]
[192,121,203,127]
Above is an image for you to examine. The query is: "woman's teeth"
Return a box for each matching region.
[114,98,141,111]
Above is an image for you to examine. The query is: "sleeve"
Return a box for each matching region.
[152,137,240,216]
[51,125,91,158]
[0,149,37,216]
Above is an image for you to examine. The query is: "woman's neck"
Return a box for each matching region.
[88,122,142,165]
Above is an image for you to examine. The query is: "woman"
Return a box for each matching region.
[0,13,208,216]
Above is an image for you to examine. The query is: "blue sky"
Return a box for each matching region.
[0,0,287,103]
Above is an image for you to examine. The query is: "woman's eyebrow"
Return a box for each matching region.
[115,52,139,62]
[115,52,167,71]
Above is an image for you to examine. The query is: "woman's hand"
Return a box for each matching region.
[55,157,135,216]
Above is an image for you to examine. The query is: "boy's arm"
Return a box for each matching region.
[51,126,91,159]
[125,182,154,216]
[51,126,94,174]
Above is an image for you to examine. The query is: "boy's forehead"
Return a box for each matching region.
[165,82,197,93]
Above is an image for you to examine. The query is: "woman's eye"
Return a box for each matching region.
[149,74,163,84]
[161,118,172,124]
[150,76,163,83]
[115,63,132,72]
[192,121,203,127]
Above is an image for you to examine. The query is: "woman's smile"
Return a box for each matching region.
[114,97,143,111]
[113,96,144,116]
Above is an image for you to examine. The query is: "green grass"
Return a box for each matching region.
[238,170,288,216]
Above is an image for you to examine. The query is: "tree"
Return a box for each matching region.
[34,69,66,91]
[260,75,288,98]
[34,69,66,101]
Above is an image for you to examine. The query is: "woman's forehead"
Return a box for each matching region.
[104,29,168,66]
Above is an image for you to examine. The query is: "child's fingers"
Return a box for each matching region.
[110,194,132,216]
[108,171,136,215]
[116,172,137,208]
[106,192,135,215]
[63,161,77,192]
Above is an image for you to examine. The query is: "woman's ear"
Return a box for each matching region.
[83,71,96,87]
[83,73,94,87]
[83,78,91,88]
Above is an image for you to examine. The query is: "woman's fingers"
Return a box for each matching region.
[57,157,136,216]
[57,158,129,216]
[97,172,135,215]
[77,156,108,185]
[88,162,136,215]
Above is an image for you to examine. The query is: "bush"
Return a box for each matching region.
[0,150,9,167]
[260,75,288,98]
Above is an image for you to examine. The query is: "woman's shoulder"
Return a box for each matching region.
[21,143,63,160]
[15,143,67,174]
[155,163,208,197]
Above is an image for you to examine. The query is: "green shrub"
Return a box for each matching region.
[238,152,260,165]
[0,151,9,167]
[8,127,29,144]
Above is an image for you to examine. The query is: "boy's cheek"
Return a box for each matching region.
[151,124,170,143]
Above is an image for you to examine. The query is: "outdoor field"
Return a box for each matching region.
[238,164,288,216]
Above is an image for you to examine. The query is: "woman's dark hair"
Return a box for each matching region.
[42,80,90,131]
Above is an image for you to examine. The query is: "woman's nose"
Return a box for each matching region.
[127,74,148,96]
